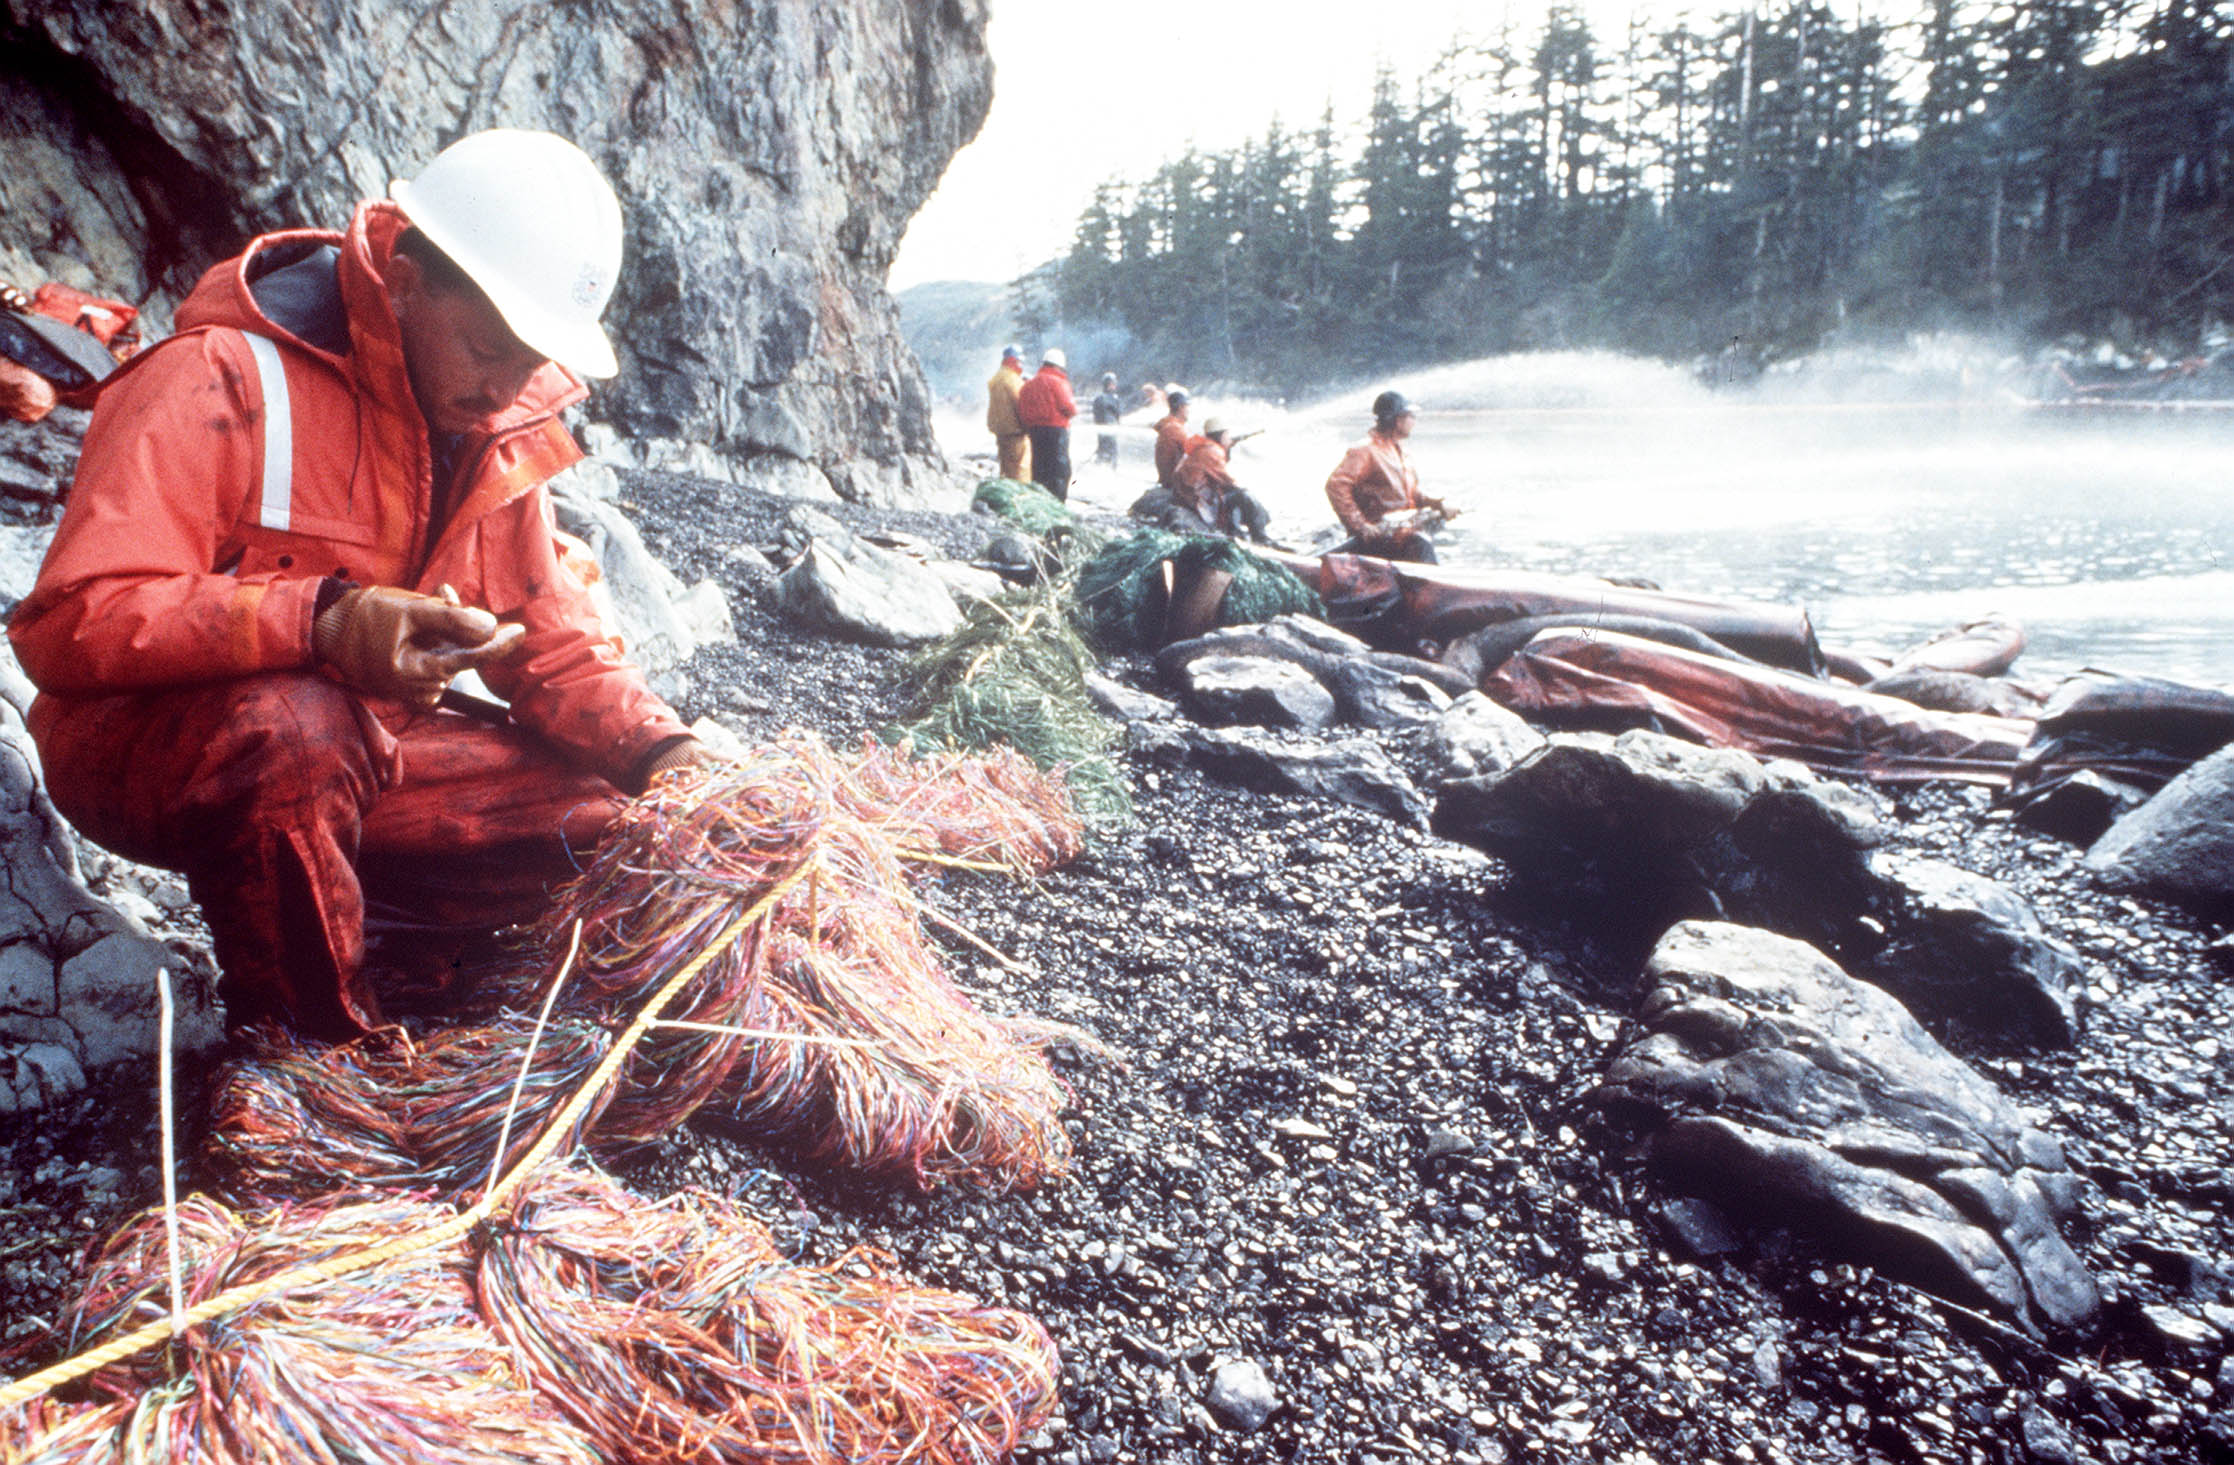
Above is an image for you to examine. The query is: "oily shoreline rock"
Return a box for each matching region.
[2083,742,2234,917]
[1596,921,2101,1333]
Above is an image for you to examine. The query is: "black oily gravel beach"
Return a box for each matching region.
[5,467,2233,1465]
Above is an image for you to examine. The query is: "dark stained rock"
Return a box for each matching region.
[2083,743,2234,917]
[1434,729,1883,945]
[1421,690,1547,785]
[1181,726,1428,828]
[0,0,991,504]
[1155,615,1473,730]
[1596,921,2101,1333]
[1173,656,1337,731]
[1860,855,2085,1047]
[2008,768,2151,845]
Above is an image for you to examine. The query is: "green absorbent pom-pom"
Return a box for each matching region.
[1073,529,1322,652]
[972,478,1074,536]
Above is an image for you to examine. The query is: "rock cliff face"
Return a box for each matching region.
[0,0,990,504]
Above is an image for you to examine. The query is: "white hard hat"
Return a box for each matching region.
[1041,347,1066,368]
[390,129,623,379]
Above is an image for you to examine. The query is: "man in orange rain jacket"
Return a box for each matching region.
[1173,418,1274,542]
[1324,388,1453,565]
[984,345,1031,482]
[1152,385,1191,490]
[8,130,711,1041]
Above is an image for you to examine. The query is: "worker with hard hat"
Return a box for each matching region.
[1323,389,1455,563]
[9,129,712,1040]
[1015,346,1077,500]
[1174,418,1275,543]
[1151,385,1191,490]
[984,345,1031,482]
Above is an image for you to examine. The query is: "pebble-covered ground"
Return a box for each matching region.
[5,471,2231,1464]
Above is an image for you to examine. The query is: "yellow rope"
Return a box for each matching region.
[0,856,815,1414]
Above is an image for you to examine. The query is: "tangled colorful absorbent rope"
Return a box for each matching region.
[2,1168,1057,1464]
[201,736,1095,1207]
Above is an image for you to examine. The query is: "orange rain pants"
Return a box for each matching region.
[34,673,624,1041]
[996,432,1032,482]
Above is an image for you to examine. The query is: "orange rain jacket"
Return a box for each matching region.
[9,200,689,786]
[1173,435,1236,517]
[1324,428,1424,544]
[1152,412,1190,488]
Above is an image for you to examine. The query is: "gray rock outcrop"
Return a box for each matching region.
[550,474,735,678]
[0,672,220,1113]
[0,0,992,505]
[1156,616,1470,730]
[1180,727,1429,830]
[773,506,962,647]
[1422,691,1548,785]
[1174,656,1338,731]
[1596,922,2100,1333]
[2082,742,2234,917]
[1860,856,2084,1047]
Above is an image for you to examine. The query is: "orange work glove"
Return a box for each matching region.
[312,585,526,708]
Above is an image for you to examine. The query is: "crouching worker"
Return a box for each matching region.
[8,130,716,1042]
[1173,419,1275,542]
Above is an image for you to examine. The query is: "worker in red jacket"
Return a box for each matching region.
[1324,389,1454,563]
[8,130,715,1040]
[1015,347,1077,500]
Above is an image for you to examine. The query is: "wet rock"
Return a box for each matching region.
[1181,726,1429,828]
[0,692,219,1113]
[1421,691,1547,785]
[1423,1127,1475,1160]
[1596,921,2100,1332]
[2083,743,2234,917]
[551,480,735,675]
[1860,856,2085,1047]
[1173,656,1337,731]
[1656,1196,1744,1258]
[774,508,961,647]
[1435,730,1882,942]
[1085,671,1176,723]
[2007,768,2150,845]
[1206,1359,1278,1432]
[1155,615,1472,729]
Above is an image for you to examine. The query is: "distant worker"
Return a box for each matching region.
[1152,385,1191,490]
[1174,418,1274,542]
[1091,371,1123,468]
[985,344,1031,482]
[1016,346,1077,500]
[1324,389,1454,564]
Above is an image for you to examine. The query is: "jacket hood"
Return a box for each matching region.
[174,199,586,431]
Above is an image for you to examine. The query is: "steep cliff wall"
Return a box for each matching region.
[0,0,991,504]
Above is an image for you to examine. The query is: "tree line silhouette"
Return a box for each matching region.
[1031,0,2234,391]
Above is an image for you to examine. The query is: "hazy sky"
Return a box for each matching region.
[891,0,1678,290]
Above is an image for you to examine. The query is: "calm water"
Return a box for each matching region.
[947,352,2234,688]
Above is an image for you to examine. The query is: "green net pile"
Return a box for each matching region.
[1073,529,1323,652]
[971,478,1075,537]
[886,575,1132,833]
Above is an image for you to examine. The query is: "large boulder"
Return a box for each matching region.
[1421,691,1547,785]
[2082,742,2234,917]
[549,474,735,678]
[1860,856,2085,1047]
[1181,726,1429,830]
[1595,922,2100,1333]
[0,672,219,1114]
[1434,729,1884,947]
[1156,616,1470,730]
[0,1,992,505]
[774,506,961,647]
[1172,655,1338,731]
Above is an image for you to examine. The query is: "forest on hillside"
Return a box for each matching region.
[1025,0,2234,391]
